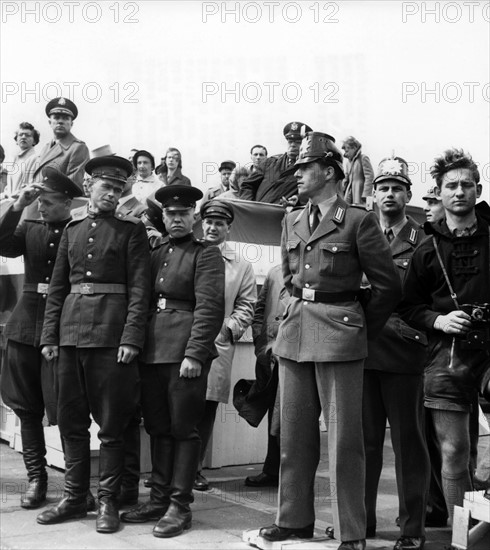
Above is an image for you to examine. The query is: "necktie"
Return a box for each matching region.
[310,205,320,234]
[385,228,394,243]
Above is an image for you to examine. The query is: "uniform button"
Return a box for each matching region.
[305,264,310,269]
[54,229,59,234]
[45,277,50,282]
[332,246,338,252]
[403,261,408,266]
[343,316,349,322]
[86,271,92,276]
[305,283,310,288]
[91,222,96,228]
[42,295,47,300]
[49,243,54,248]
[303,301,309,305]
[87,254,93,259]
[159,278,164,282]
[306,246,311,251]
[415,335,420,340]
[169,248,173,253]
[88,238,94,243]
[47,260,52,265]
[164,263,167,267]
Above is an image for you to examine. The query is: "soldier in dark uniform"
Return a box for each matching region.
[121,185,225,538]
[0,168,82,509]
[362,156,430,550]
[36,155,150,534]
[239,121,313,204]
[259,132,401,550]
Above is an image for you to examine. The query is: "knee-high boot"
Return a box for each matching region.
[120,416,141,506]
[19,414,47,508]
[150,436,174,507]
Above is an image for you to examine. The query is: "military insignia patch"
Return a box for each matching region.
[408,228,418,244]
[333,206,345,223]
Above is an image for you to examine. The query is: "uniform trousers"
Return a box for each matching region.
[57,346,139,501]
[140,361,211,509]
[277,357,366,542]
[363,370,429,537]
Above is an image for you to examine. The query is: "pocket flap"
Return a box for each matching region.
[328,307,363,327]
[394,258,411,269]
[320,242,351,254]
[400,324,428,345]
[286,239,300,252]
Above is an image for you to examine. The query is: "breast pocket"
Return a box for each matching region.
[394,258,411,270]
[286,239,301,270]
[319,242,351,276]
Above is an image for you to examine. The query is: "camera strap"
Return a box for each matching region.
[432,235,461,310]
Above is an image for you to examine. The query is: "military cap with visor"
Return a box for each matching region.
[85,155,133,185]
[155,184,203,210]
[219,160,236,172]
[373,155,412,188]
[422,185,442,201]
[40,166,83,198]
[200,199,234,223]
[291,131,344,177]
[45,97,78,119]
[283,121,313,141]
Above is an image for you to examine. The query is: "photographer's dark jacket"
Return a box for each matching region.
[399,211,489,331]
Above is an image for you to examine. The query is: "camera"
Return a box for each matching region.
[460,303,490,350]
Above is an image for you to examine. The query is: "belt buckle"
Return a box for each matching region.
[158,297,167,310]
[302,288,315,301]
[80,283,94,295]
[37,283,49,294]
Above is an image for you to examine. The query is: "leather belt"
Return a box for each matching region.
[24,283,50,294]
[157,296,195,312]
[70,283,127,295]
[292,287,359,303]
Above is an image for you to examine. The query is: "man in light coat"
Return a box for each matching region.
[194,199,257,491]
[259,131,401,550]
[341,136,374,207]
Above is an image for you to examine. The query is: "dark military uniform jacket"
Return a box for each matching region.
[40,211,150,349]
[365,216,428,374]
[274,196,401,363]
[239,153,298,204]
[0,205,70,346]
[143,233,225,364]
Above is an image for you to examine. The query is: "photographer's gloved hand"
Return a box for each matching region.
[433,310,472,335]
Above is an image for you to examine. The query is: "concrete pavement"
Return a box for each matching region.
[0,432,461,550]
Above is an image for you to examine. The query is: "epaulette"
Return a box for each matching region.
[115,211,140,224]
[349,204,368,211]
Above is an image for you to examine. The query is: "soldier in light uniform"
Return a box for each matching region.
[37,155,150,534]
[0,168,82,509]
[259,132,401,550]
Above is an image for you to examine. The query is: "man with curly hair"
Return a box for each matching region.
[399,148,490,524]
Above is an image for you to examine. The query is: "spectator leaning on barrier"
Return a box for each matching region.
[0,168,83,511]
[239,121,312,204]
[341,136,374,207]
[398,148,490,524]
[194,199,257,492]
[37,155,150,534]
[259,131,401,550]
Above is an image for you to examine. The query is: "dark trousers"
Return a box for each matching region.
[263,396,280,477]
[57,346,139,502]
[140,361,210,509]
[197,400,219,468]
[363,370,429,537]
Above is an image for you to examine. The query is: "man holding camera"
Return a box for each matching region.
[399,148,490,524]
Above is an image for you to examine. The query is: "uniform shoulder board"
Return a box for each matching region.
[116,212,140,224]
[349,204,368,211]
[408,227,418,245]
[25,218,45,225]
[333,205,346,223]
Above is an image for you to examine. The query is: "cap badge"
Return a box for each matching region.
[58,97,66,105]
[173,196,179,201]
[291,122,298,130]
[382,158,402,175]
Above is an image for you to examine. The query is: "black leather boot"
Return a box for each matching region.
[152,438,199,537]
[37,438,90,525]
[19,416,48,509]
[96,498,120,533]
[118,416,141,507]
[97,445,124,504]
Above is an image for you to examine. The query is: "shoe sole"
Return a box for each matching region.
[153,521,192,538]
[37,511,87,525]
[120,514,163,524]
[193,486,209,492]
[96,525,120,533]
[21,500,47,509]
